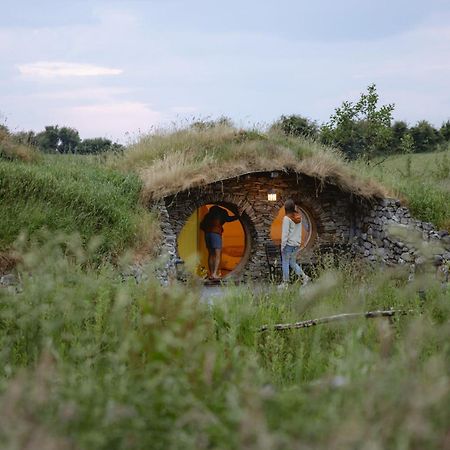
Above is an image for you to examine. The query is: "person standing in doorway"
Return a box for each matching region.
[280,199,310,286]
[200,205,239,280]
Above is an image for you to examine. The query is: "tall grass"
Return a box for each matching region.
[0,238,448,449]
[0,155,158,257]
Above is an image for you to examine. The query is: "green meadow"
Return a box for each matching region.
[0,130,449,449]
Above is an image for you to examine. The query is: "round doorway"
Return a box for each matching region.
[177,204,247,278]
[270,206,315,248]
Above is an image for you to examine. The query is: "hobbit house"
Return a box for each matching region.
[152,169,450,283]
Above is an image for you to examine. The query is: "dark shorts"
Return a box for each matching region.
[205,232,222,250]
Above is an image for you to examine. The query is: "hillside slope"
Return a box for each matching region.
[356,149,450,229]
[0,154,156,257]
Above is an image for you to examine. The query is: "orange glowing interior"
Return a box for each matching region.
[177,205,246,278]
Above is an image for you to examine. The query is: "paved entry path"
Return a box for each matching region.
[200,284,231,305]
[199,282,276,305]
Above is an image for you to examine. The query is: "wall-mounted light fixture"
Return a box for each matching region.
[267,189,277,202]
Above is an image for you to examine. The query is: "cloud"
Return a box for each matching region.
[30,87,131,101]
[60,101,163,140]
[17,61,122,78]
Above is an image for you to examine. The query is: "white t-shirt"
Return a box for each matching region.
[281,215,302,250]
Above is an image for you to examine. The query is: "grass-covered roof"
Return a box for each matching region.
[110,125,389,202]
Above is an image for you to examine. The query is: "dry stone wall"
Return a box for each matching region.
[352,198,450,273]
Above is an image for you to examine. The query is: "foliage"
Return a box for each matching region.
[0,240,448,449]
[390,120,409,153]
[409,120,442,153]
[440,120,450,142]
[36,125,60,153]
[190,116,234,130]
[0,155,157,257]
[321,84,395,160]
[12,129,38,147]
[77,138,124,154]
[272,114,318,139]
[399,133,414,155]
[58,126,81,153]
[32,125,122,155]
[0,125,40,163]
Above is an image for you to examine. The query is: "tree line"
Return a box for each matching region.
[5,124,124,155]
[273,84,450,160]
[2,84,449,159]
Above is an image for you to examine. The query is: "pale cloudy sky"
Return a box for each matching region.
[0,0,449,141]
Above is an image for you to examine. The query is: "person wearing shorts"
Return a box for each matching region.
[200,205,239,280]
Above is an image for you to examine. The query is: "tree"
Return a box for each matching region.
[13,130,37,147]
[399,133,414,154]
[391,121,410,153]
[320,84,395,160]
[36,126,60,153]
[439,121,450,142]
[58,127,80,153]
[77,138,124,154]
[409,121,442,153]
[273,115,318,139]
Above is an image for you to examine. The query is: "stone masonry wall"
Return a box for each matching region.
[352,198,450,272]
[154,172,449,283]
[158,171,358,282]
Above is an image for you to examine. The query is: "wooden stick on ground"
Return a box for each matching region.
[259,309,415,332]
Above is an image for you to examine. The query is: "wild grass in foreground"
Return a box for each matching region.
[0,237,448,449]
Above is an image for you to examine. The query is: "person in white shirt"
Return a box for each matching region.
[280,199,310,285]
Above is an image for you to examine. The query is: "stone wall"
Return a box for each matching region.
[352,198,450,271]
[157,171,359,281]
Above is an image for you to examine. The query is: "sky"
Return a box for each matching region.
[0,0,449,141]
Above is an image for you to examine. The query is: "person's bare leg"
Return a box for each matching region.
[208,250,214,278]
[212,249,221,278]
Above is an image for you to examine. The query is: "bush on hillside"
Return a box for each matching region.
[321,84,395,160]
[271,114,319,139]
[439,120,450,143]
[0,125,40,162]
[77,137,124,154]
[409,120,443,153]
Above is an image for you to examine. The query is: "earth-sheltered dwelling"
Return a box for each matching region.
[150,171,447,283]
[131,128,448,283]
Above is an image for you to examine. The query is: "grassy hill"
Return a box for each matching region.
[355,149,450,229]
[2,124,448,260]
[0,124,449,448]
[0,129,157,259]
[109,124,387,201]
